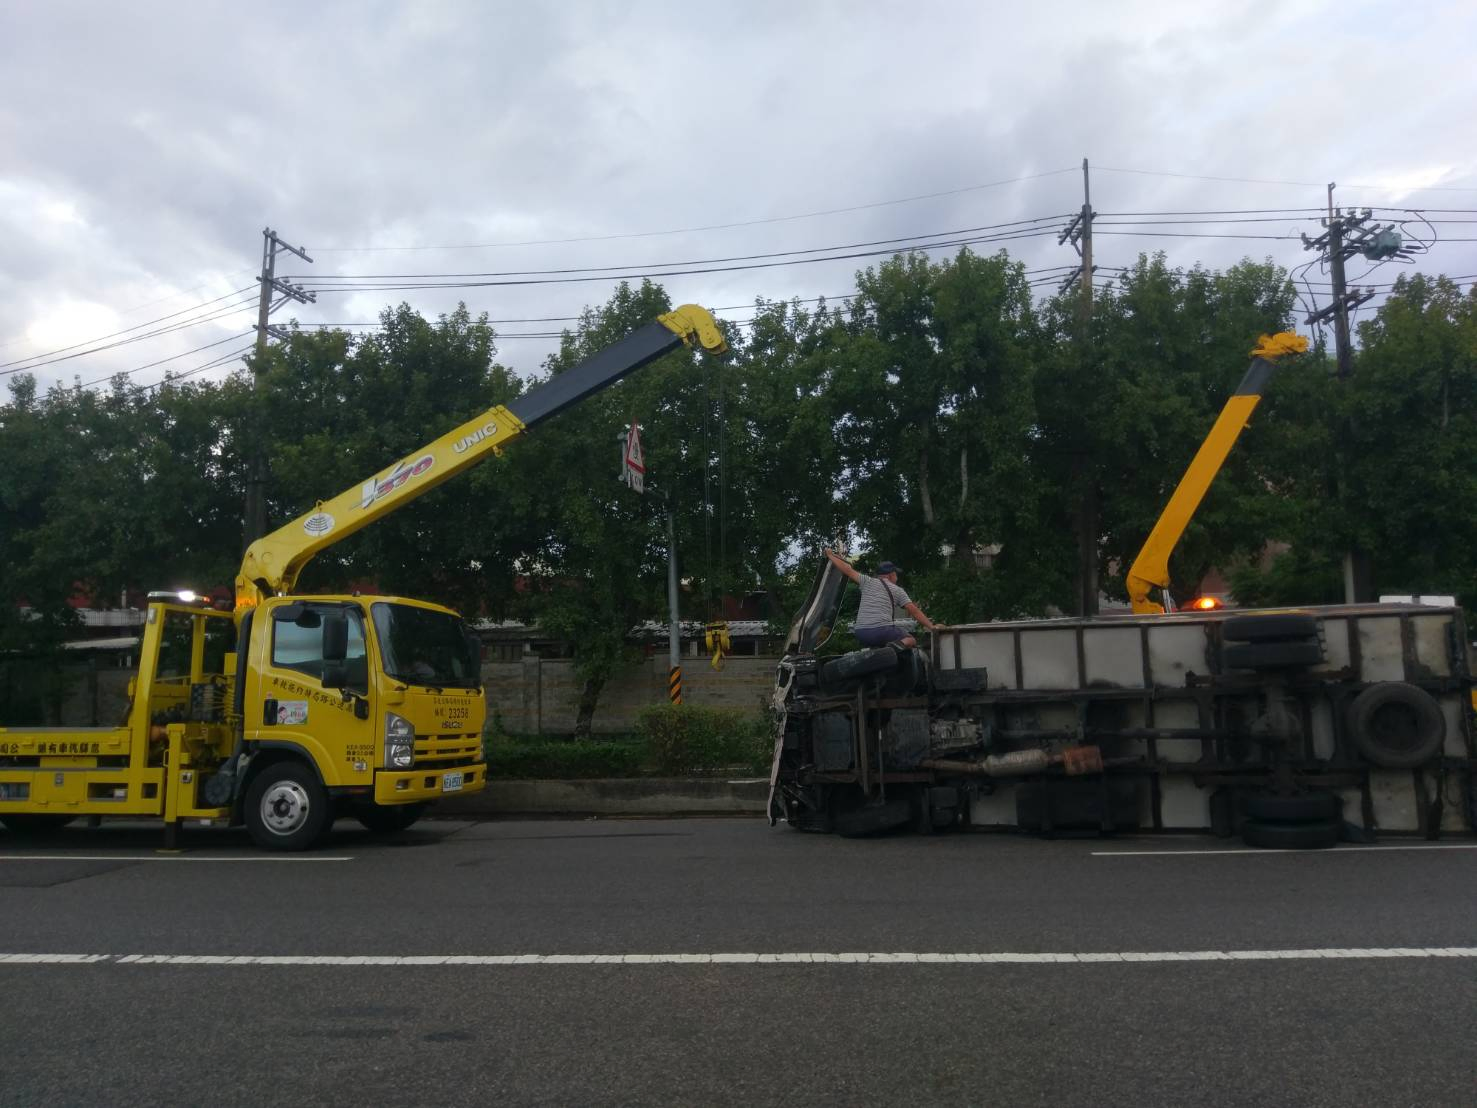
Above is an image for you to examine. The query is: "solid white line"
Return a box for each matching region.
[1093,844,1477,857]
[0,855,353,863]
[3,948,1476,967]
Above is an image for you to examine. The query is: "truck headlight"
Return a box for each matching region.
[384,712,415,769]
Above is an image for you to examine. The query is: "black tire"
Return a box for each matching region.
[1241,818,1341,850]
[820,647,899,688]
[1222,613,1319,643]
[833,795,911,837]
[1244,790,1342,823]
[1347,682,1446,768]
[1222,640,1323,670]
[0,814,77,835]
[354,802,427,834]
[244,761,330,851]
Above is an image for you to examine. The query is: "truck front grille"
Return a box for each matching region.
[414,734,482,767]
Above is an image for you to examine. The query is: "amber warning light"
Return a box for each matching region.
[1191,597,1223,610]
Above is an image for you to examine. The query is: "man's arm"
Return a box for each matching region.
[823,547,862,583]
[903,601,943,633]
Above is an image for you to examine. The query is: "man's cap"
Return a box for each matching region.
[877,561,899,575]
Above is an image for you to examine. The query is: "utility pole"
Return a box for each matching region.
[1301,186,1377,381]
[1057,158,1099,615]
[666,505,682,705]
[1056,157,1097,306]
[242,227,315,550]
[1301,185,1398,602]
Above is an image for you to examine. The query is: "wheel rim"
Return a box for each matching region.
[1370,702,1420,753]
[260,780,312,836]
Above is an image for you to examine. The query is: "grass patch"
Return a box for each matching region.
[483,708,774,779]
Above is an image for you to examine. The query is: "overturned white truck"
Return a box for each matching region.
[768,561,1475,847]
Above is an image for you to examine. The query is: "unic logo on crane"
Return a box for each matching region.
[452,419,503,455]
[359,454,434,509]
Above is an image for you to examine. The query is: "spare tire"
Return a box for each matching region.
[1241,818,1341,850]
[1222,613,1319,642]
[1244,790,1342,823]
[1223,640,1324,670]
[1347,682,1446,769]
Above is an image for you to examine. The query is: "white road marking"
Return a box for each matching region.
[2,948,1475,967]
[0,855,353,863]
[1094,844,1477,857]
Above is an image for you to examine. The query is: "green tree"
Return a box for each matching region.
[834,248,1050,621]
[1072,254,1299,606]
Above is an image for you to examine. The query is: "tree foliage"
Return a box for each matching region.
[5,250,1475,729]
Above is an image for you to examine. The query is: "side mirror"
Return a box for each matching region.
[322,611,348,662]
[321,660,348,689]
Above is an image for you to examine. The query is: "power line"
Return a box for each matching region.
[310,168,1081,252]
[0,286,257,370]
[0,295,261,377]
[287,228,1066,294]
[68,331,255,390]
[74,335,254,391]
[287,217,1072,285]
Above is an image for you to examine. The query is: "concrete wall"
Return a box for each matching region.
[485,655,778,734]
[4,663,133,727]
[40,656,775,735]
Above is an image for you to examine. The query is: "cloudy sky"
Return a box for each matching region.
[2,0,1474,396]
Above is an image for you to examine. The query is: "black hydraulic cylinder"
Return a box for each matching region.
[505,322,683,429]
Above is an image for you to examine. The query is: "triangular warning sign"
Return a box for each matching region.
[622,422,645,493]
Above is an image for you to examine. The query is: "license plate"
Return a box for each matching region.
[441,771,464,793]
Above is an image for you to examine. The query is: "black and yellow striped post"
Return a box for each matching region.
[668,665,682,705]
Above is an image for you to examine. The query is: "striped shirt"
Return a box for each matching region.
[855,574,912,628]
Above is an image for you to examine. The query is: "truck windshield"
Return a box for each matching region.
[371,603,481,689]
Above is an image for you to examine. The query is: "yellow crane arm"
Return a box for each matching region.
[235,305,728,608]
[1125,332,1308,615]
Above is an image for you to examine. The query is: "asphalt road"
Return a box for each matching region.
[2,817,1476,1107]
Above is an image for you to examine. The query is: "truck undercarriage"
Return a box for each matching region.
[768,562,1477,845]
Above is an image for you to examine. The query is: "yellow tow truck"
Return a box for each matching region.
[0,306,727,849]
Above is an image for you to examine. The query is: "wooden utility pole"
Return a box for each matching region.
[1079,157,1094,321]
[242,227,314,549]
[1301,186,1380,600]
[1057,159,1099,615]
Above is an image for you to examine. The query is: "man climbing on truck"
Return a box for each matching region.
[823,548,942,647]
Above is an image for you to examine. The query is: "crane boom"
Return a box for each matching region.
[1125,331,1308,614]
[235,305,727,608]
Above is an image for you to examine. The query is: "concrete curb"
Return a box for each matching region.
[437,777,768,818]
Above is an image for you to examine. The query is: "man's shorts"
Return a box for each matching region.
[855,623,910,647]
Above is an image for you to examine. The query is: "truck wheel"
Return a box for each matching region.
[832,795,911,837]
[1244,790,1342,823]
[244,762,329,851]
[1222,640,1323,670]
[355,802,427,834]
[1241,818,1341,850]
[1347,682,1446,769]
[0,814,77,835]
[1221,614,1319,642]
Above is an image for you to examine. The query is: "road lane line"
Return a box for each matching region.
[3,948,1476,967]
[1093,844,1477,857]
[0,855,353,863]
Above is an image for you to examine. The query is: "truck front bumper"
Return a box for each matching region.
[373,763,486,804]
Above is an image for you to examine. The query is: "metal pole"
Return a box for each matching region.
[243,228,275,550]
[666,503,682,705]
[1080,157,1093,320]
